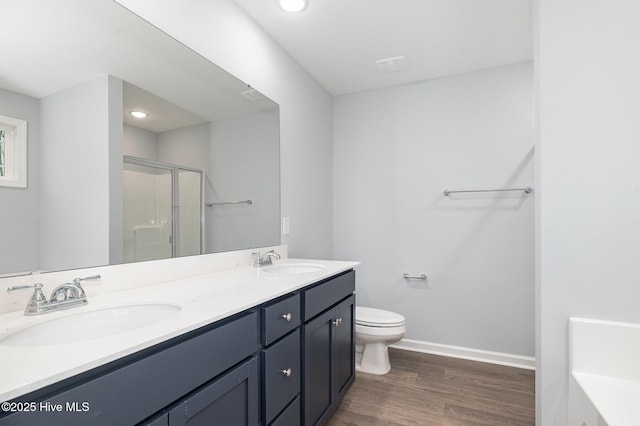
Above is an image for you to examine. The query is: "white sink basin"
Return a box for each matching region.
[0,303,181,347]
[263,263,326,274]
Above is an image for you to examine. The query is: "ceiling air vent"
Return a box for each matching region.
[375,56,410,74]
[241,88,267,102]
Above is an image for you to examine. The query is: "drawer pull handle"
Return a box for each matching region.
[280,368,292,378]
[332,318,343,326]
[281,312,292,322]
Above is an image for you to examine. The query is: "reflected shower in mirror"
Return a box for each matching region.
[123,156,204,264]
[0,0,280,276]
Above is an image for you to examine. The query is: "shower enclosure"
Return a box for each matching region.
[123,156,204,263]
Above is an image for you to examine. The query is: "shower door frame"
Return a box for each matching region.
[123,155,206,259]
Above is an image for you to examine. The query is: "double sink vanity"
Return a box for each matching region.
[0,253,358,425]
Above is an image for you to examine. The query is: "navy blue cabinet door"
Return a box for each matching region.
[303,308,334,425]
[141,413,169,426]
[168,357,259,426]
[302,294,355,426]
[332,295,355,402]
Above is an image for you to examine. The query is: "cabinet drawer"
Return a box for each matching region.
[262,293,300,346]
[303,270,355,321]
[262,330,301,424]
[270,395,300,426]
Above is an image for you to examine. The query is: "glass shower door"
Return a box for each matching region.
[177,169,203,257]
[123,162,173,263]
[123,156,204,263]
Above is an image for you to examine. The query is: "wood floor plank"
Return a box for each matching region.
[443,403,533,426]
[328,409,408,426]
[342,379,446,425]
[327,348,534,426]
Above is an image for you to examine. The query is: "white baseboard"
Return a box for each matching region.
[390,338,536,370]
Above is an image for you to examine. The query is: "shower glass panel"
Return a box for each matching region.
[123,162,173,263]
[177,169,203,257]
[123,156,204,263]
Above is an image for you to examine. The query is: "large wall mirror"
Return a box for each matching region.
[0,0,280,277]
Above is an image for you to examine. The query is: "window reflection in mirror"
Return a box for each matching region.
[0,129,5,176]
[0,114,27,189]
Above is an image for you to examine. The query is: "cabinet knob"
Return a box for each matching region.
[332,318,343,326]
[280,368,292,378]
[281,312,292,322]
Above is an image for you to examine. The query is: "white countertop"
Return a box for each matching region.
[0,258,358,402]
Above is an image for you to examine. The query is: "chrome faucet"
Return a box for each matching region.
[252,250,281,267]
[6,275,100,315]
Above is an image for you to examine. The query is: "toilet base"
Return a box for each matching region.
[355,342,392,375]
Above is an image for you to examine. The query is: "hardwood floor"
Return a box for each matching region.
[327,348,535,426]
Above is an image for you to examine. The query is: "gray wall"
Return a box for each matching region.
[116,0,334,259]
[108,76,124,265]
[536,0,640,424]
[123,124,158,159]
[39,76,114,271]
[0,89,40,274]
[157,123,210,170]
[334,62,534,356]
[208,109,280,252]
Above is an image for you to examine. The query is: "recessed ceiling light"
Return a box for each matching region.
[129,111,148,119]
[278,0,307,13]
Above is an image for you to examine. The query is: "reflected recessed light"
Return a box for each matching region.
[129,111,148,119]
[278,0,307,13]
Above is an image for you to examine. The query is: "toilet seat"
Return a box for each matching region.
[355,323,406,337]
[356,307,405,328]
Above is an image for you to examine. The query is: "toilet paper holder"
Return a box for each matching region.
[403,273,427,280]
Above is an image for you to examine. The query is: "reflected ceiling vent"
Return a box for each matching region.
[241,88,268,102]
[375,56,410,74]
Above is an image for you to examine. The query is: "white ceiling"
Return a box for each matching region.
[1,0,276,130]
[233,0,533,96]
[123,82,206,133]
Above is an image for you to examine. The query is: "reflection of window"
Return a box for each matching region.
[0,129,5,177]
[0,115,27,188]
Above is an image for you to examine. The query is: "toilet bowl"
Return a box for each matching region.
[355,306,406,375]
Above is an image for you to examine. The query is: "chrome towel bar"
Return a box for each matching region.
[206,200,253,207]
[443,187,533,196]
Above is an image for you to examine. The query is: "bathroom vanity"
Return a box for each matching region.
[0,259,356,426]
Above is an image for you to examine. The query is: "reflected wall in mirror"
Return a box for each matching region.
[0,0,280,276]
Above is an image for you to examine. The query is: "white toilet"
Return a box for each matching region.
[355,306,406,375]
